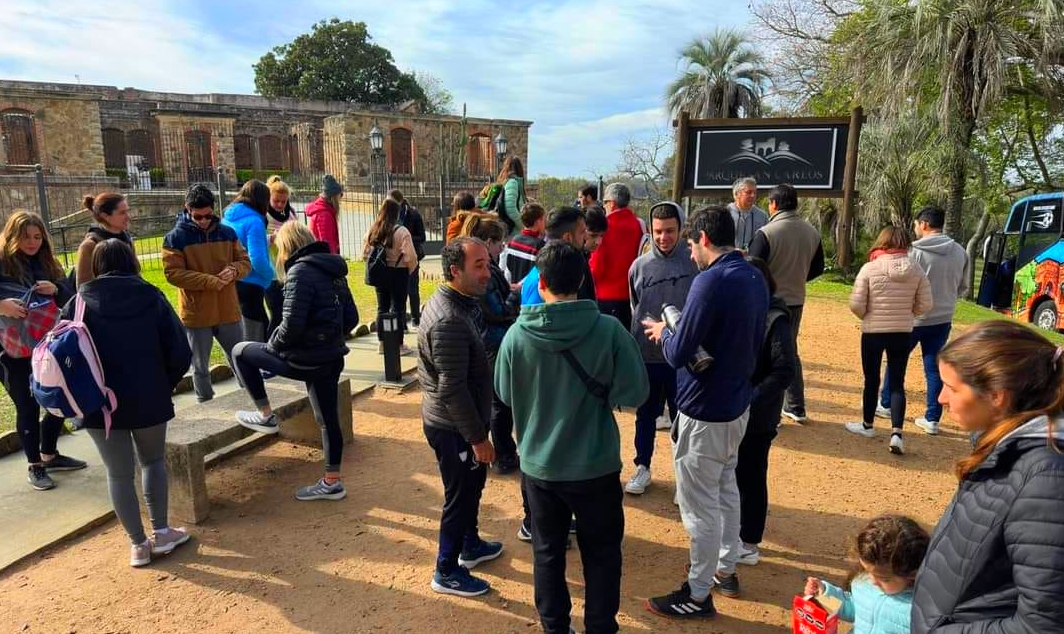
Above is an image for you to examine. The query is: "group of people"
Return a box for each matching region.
[416,176,1064,634]
[1,168,1062,633]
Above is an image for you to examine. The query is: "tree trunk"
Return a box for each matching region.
[944,115,977,241]
[964,208,990,300]
[1022,92,1055,189]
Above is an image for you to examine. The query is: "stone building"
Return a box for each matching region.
[0,80,532,185]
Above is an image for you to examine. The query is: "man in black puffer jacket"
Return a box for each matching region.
[418,237,501,598]
[233,228,358,502]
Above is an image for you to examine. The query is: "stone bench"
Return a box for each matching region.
[165,377,353,524]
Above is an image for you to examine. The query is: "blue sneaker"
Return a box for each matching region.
[457,539,504,569]
[431,566,491,597]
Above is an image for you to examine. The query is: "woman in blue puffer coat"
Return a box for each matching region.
[221,179,274,343]
[911,320,1064,633]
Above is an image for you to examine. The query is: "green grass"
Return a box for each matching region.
[0,261,441,434]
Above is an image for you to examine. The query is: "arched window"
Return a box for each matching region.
[390,128,413,174]
[258,135,284,170]
[126,129,156,168]
[233,134,254,170]
[1,109,39,165]
[466,133,492,178]
[102,128,126,169]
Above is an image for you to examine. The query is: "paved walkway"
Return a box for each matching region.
[0,332,419,573]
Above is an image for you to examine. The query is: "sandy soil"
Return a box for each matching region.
[0,299,971,634]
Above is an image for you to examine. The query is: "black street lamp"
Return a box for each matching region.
[368,124,386,197]
[493,131,508,174]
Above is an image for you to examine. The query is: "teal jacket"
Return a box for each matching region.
[221,202,273,289]
[502,176,526,229]
[494,299,648,482]
[822,578,914,634]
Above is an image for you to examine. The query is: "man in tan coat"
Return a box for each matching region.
[162,184,251,402]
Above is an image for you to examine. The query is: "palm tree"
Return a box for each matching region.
[665,29,771,119]
[849,0,1064,238]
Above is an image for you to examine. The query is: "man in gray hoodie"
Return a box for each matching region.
[878,206,968,435]
[625,201,699,495]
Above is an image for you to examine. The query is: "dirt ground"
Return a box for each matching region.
[0,299,970,634]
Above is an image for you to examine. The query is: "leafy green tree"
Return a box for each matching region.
[254,19,426,106]
[665,28,771,118]
[413,72,455,115]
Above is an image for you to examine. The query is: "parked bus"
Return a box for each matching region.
[978,192,1063,331]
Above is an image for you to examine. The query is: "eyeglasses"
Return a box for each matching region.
[191,212,213,221]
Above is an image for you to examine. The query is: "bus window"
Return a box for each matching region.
[1005,200,1028,233]
[1018,198,1063,268]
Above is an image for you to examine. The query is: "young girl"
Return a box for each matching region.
[76,192,134,287]
[847,226,932,455]
[0,212,84,490]
[221,180,274,343]
[233,222,358,501]
[305,174,342,255]
[362,198,417,354]
[74,239,193,566]
[805,515,929,634]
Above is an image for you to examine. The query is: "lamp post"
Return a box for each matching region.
[369,124,385,203]
[493,131,508,175]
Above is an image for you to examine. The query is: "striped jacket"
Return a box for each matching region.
[500,229,545,284]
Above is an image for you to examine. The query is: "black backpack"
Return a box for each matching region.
[364,228,399,287]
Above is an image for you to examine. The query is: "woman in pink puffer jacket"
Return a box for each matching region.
[848,226,932,455]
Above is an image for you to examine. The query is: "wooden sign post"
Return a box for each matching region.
[671,108,865,269]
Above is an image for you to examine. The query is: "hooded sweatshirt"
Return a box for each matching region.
[65,273,192,430]
[221,201,273,289]
[849,252,933,333]
[495,300,649,482]
[628,240,699,363]
[910,233,969,327]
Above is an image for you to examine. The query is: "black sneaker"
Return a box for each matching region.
[42,453,87,472]
[27,464,56,491]
[646,582,716,619]
[517,520,532,542]
[713,573,741,598]
[781,407,808,424]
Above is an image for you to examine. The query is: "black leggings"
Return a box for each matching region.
[236,282,269,342]
[264,281,284,339]
[232,342,345,472]
[0,354,64,463]
[375,267,410,340]
[861,332,910,429]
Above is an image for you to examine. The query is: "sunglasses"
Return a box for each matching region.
[191,212,213,221]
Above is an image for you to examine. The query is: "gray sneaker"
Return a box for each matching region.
[236,411,279,435]
[151,527,191,555]
[42,453,87,471]
[27,464,55,490]
[712,573,741,598]
[295,478,347,501]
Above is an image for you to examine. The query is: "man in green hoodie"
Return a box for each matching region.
[496,241,649,634]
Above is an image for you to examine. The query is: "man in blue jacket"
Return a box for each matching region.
[642,205,768,620]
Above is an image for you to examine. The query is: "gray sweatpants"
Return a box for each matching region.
[674,409,748,600]
[186,322,242,402]
[86,424,168,545]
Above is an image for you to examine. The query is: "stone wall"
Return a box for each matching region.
[0,92,104,174]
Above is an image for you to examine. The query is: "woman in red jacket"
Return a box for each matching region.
[306,174,342,255]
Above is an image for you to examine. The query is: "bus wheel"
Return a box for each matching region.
[1033,300,1059,331]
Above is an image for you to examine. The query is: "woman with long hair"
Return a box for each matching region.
[495,155,526,232]
[911,320,1064,633]
[389,189,426,327]
[306,174,342,255]
[76,192,134,287]
[232,222,358,501]
[0,212,84,490]
[363,198,417,354]
[265,175,296,338]
[847,226,931,455]
[221,179,274,343]
[73,239,193,566]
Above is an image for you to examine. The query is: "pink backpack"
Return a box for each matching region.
[30,295,117,436]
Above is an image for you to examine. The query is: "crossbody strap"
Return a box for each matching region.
[560,348,610,403]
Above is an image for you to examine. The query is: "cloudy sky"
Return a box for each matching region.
[0,0,749,177]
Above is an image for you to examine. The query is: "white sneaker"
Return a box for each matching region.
[889,434,905,455]
[655,415,672,430]
[845,422,876,438]
[875,405,891,419]
[625,465,652,494]
[915,418,940,435]
[737,544,760,566]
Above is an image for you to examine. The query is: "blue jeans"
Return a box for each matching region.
[880,323,951,422]
[634,363,677,468]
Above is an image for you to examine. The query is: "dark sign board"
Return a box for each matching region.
[677,118,851,195]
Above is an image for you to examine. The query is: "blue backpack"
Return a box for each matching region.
[31,295,117,436]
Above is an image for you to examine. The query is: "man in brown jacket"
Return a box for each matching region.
[162,184,251,402]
